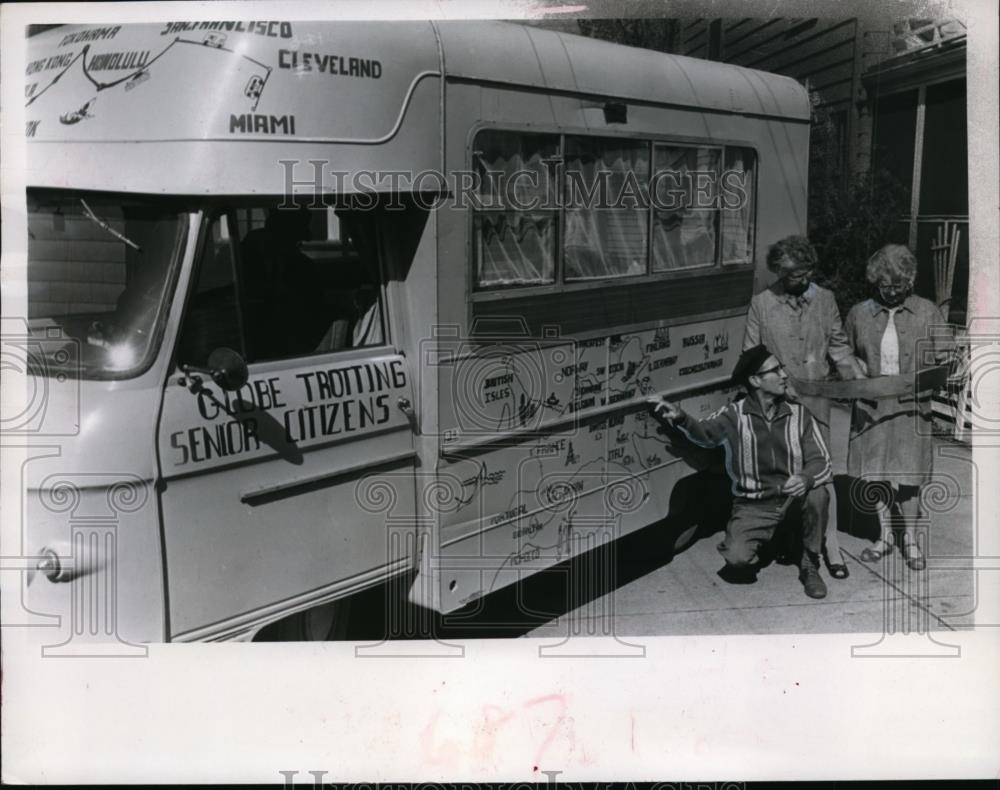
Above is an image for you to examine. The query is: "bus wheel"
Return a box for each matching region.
[254,599,353,641]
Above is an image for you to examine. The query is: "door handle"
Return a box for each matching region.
[397,397,418,434]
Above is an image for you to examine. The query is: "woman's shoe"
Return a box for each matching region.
[902,540,926,571]
[860,539,894,563]
[825,550,850,580]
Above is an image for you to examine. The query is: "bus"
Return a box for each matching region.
[16,19,810,643]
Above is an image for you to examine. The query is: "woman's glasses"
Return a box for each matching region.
[782,267,813,283]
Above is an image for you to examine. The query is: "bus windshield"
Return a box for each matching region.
[26,190,189,380]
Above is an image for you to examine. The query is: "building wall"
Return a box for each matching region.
[676,16,968,320]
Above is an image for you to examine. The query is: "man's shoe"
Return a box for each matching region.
[799,565,827,599]
[718,564,758,585]
[775,550,797,567]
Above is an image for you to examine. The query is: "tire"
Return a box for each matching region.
[254,598,353,641]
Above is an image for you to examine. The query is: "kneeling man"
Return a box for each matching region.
[647,344,831,599]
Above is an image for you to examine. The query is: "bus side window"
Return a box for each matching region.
[651,145,721,271]
[175,213,243,368]
[720,147,757,266]
[563,136,650,280]
[330,209,385,350]
[239,206,329,361]
[472,130,559,289]
[177,205,387,368]
[238,205,384,363]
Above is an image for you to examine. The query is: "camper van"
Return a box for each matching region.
[17,20,810,643]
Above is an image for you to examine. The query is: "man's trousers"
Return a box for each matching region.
[717,486,828,570]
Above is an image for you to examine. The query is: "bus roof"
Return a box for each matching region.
[435,22,810,121]
[25,20,808,194]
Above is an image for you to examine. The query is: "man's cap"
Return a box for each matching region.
[731,344,772,386]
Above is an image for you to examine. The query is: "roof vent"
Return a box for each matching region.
[603,101,628,124]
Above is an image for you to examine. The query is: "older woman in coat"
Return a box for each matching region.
[844,244,952,570]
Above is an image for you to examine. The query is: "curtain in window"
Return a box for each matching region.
[652,146,719,271]
[563,138,649,280]
[475,212,556,286]
[720,148,756,265]
[474,131,558,287]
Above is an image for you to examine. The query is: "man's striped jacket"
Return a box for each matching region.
[674,395,832,501]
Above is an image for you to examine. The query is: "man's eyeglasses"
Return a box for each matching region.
[878,282,908,293]
[782,268,813,282]
[755,363,785,377]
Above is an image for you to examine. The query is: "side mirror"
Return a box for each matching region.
[206,347,249,391]
[180,347,248,392]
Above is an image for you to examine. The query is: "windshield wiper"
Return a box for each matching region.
[79,198,142,252]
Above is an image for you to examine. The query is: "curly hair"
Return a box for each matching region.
[765,235,818,273]
[866,244,917,286]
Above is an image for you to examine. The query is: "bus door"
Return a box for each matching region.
[156,205,419,640]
